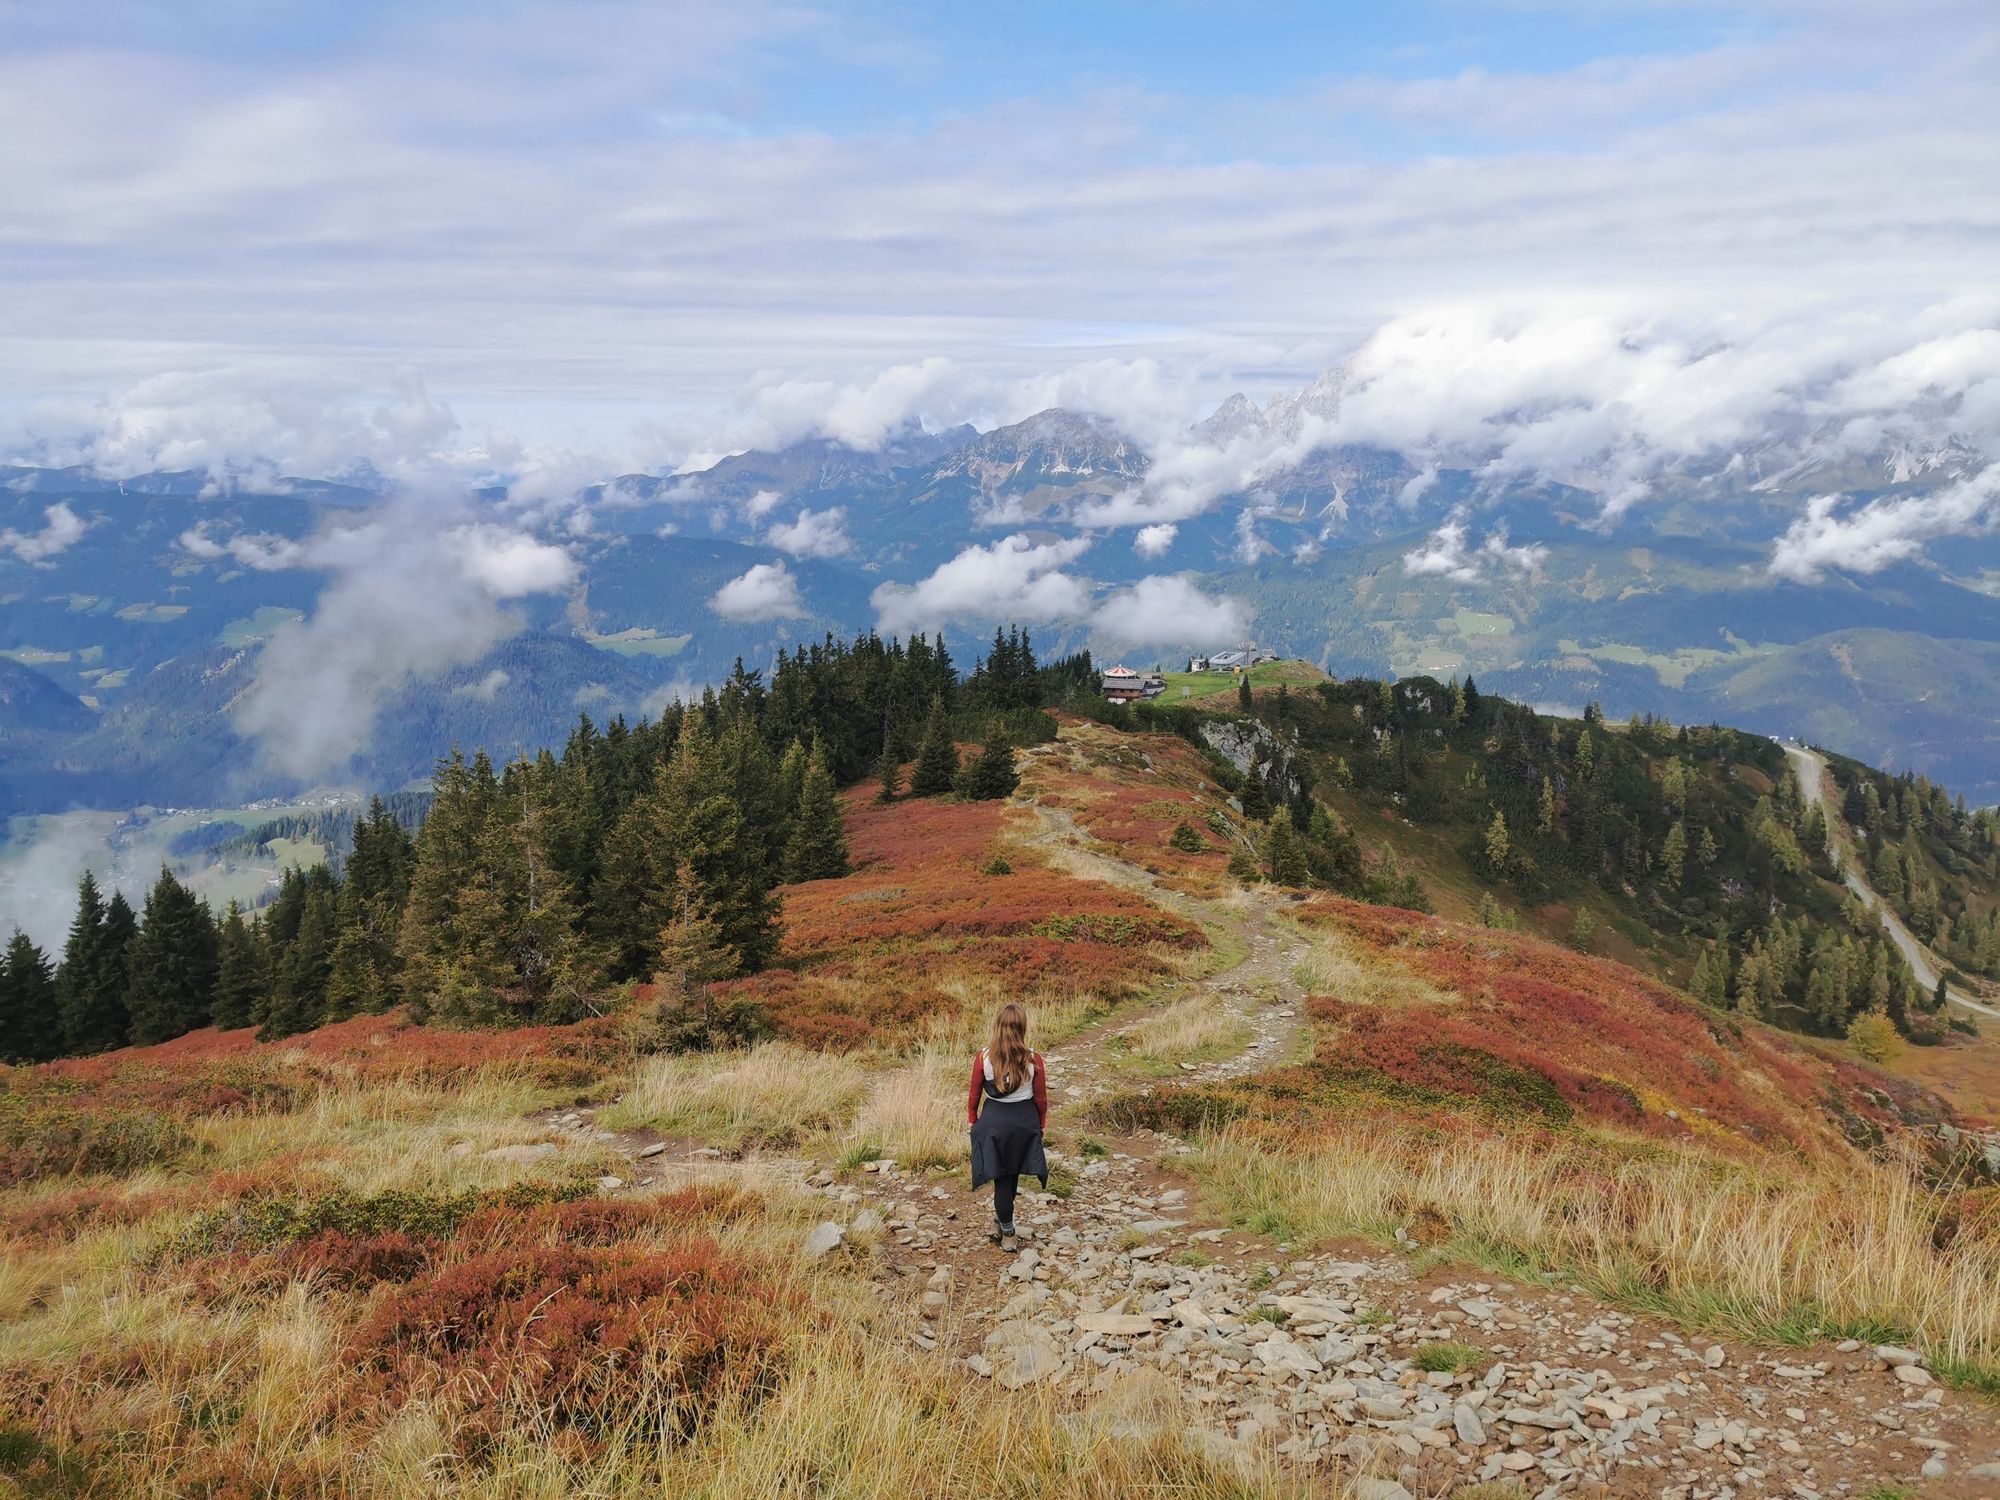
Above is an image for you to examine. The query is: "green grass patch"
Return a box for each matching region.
[1153,659,1328,705]
[217,605,305,646]
[1452,609,1514,639]
[1413,1340,1485,1373]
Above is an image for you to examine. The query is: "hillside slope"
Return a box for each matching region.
[4,715,1999,1496]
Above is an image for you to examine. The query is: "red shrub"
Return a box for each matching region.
[0,1184,183,1242]
[455,1186,763,1256]
[716,782,1202,1050]
[352,1234,798,1452]
[1288,894,1897,1153]
[283,1229,434,1289]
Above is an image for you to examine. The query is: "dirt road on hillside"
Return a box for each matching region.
[1786,744,2000,1021]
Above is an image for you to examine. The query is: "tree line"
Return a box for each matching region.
[1229,673,1950,1041]
[0,628,1082,1062]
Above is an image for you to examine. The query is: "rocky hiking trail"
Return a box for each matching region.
[540,785,2000,1498]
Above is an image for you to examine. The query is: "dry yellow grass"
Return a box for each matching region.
[1125,993,1253,1062]
[846,1048,964,1168]
[1289,929,1449,1009]
[643,1337,1334,1500]
[914,978,1107,1053]
[602,1043,870,1149]
[1195,1120,2000,1374]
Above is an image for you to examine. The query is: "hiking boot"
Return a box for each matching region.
[999,1232,1020,1254]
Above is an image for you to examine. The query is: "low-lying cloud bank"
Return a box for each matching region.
[177,495,577,778]
[870,532,1247,647]
[1770,466,2000,583]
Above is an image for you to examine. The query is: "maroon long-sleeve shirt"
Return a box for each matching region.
[967,1049,1048,1128]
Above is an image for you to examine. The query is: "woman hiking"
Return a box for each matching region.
[967,1002,1048,1253]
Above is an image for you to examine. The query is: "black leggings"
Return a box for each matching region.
[993,1174,1019,1231]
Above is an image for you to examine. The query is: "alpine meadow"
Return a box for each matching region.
[5,3,2000,1497]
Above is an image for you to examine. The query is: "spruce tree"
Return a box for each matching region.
[592,790,669,981]
[875,744,902,803]
[959,723,1020,801]
[784,744,850,882]
[0,931,62,1063]
[124,868,220,1046]
[776,738,810,828]
[655,867,737,991]
[1266,817,1309,886]
[1660,822,1687,890]
[909,695,960,797]
[679,716,780,969]
[1239,769,1271,822]
[679,789,783,972]
[55,872,130,1055]
[210,902,263,1030]
[1237,674,1253,713]
[322,922,378,1021]
[1688,946,1715,1004]
[261,875,337,1040]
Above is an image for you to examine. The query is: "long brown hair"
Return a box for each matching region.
[987,1003,1031,1095]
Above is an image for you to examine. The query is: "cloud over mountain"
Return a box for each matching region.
[1769,466,2000,583]
[766,506,852,559]
[223,499,577,776]
[711,561,805,621]
[1403,518,1549,584]
[0,502,89,563]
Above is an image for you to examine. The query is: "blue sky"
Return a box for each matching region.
[0,0,1993,481]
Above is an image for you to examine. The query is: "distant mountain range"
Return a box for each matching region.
[3,372,1997,812]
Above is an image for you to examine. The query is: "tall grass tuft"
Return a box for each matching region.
[1195,1121,2000,1378]
[602,1044,869,1150]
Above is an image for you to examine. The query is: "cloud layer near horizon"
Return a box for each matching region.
[3,2,1998,585]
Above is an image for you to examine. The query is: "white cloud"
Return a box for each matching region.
[220,531,311,570]
[456,526,577,595]
[1132,522,1177,559]
[176,524,226,559]
[871,533,1092,636]
[1402,517,1548,583]
[1396,467,1438,508]
[27,371,461,490]
[1769,466,2000,582]
[743,488,783,519]
[454,667,511,701]
[0,2,1996,583]
[229,495,577,776]
[1092,575,1250,647]
[0,501,89,563]
[766,505,852,558]
[869,530,1246,646]
[711,560,805,620]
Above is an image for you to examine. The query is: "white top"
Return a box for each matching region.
[980,1048,1037,1103]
